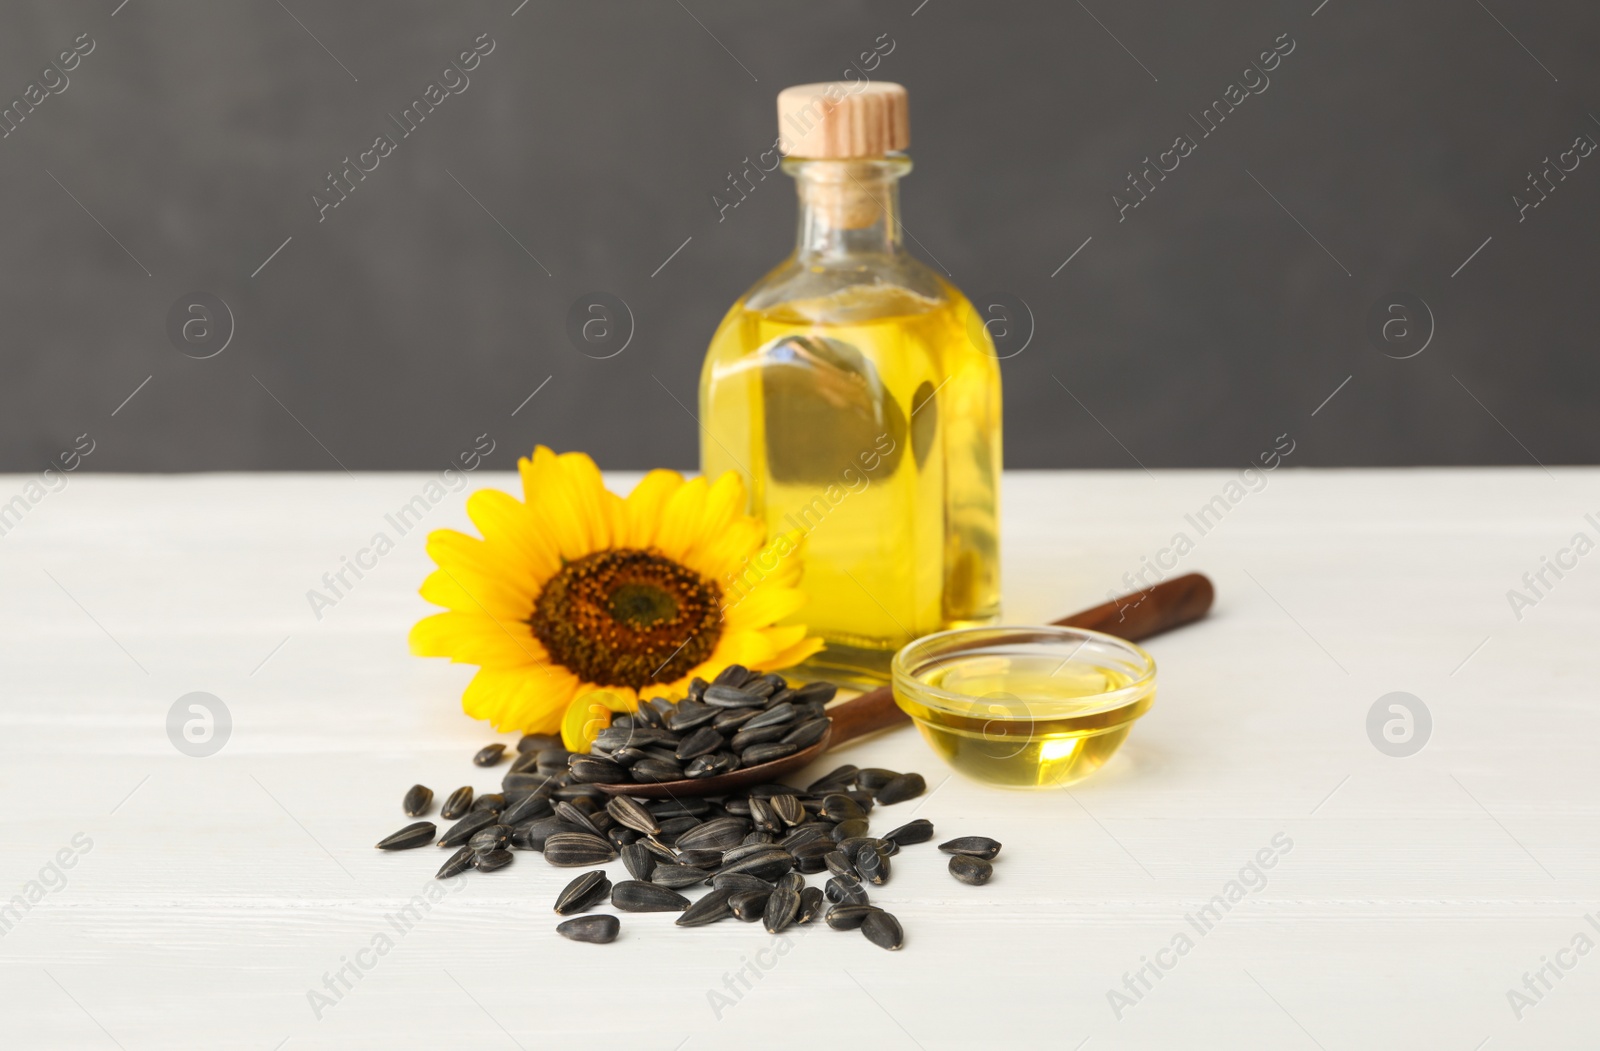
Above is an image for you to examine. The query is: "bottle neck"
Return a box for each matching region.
[786,156,910,262]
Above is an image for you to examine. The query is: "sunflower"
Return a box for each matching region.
[409,446,823,741]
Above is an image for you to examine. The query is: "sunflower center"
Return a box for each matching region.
[529,548,723,690]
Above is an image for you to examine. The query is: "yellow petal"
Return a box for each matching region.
[516,446,618,561]
[419,566,530,621]
[560,689,638,752]
[408,612,546,668]
[466,489,562,585]
[652,476,713,562]
[621,469,686,549]
[425,530,541,602]
[764,633,826,671]
[463,664,581,733]
[723,583,807,630]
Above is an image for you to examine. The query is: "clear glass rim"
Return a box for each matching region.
[891,624,1158,719]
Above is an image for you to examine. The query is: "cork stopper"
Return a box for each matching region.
[777,82,909,159]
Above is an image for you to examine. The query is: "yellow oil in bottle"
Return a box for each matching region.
[893,652,1154,787]
[700,83,1002,686]
[702,283,1000,686]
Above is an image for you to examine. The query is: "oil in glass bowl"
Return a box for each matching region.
[891,627,1156,788]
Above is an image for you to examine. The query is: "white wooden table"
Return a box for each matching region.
[2,469,1596,1050]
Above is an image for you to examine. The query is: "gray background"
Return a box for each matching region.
[2,0,1595,473]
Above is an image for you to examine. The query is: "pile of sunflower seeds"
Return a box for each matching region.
[375,665,1002,950]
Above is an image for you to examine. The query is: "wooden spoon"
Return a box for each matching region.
[596,572,1215,798]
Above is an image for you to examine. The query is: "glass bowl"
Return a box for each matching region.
[891,625,1157,788]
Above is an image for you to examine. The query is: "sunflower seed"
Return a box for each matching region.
[543,831,619,867]
[554,870,612,914]
[806,765,859,794]
[712,664,750,686]
[875,837,900,857]
[608,827,639,848]
[729,889,770,921]
[568,755,629,784]
[501,793,554,826]
[634,702,665,730]
[672,816,750,851]
[885,818,934,846]
[435,845,474,879]
[676,889,734,927]
[667,700,718,732]
[595,726,678,750]
[517,732,560,754]
[824,850,855,878]
[601,795,657,835]
[512,816,574,851]
[874,772,926,805]
[630,759,684,783]
[686,754,739,779]
[779,824,831,851]
[657,815,702,840]
[535,747,574,773]
[730,722,792,752]
[686,676,709,701]
[822,794,865,822]
[790,681,837,705]
[861,909,903,950]
[639,836,678,863]
[437,811,500,848]
[826,874,869,905]
[376,821,436,850]
[474,743,508,767]
[939,836,1002,860]
[509,750,542,774]
[471,792,506,813]
[797,886,826,924]
[713,708,760,733]
[769,794,805,826]
[468,825,511,852]
[703,684,765,708]
[621,842,656,881]
[612,880,689,912]
[674,848,724,869]
[712,872,774,895]
[556,914,619,944]
[825,904,876,930]
[845,790,876,813]
[855,768,899,790]
[714,848,795,883]
[855,843,890,886]
[763,883,802,933]
[741,703,797,731]
[402,784,433,817]
[742,830,777,847]
[836,836,877,857]
[791,839,836,874]
[781,719,830,749]
[650,862,709,889]
[748,796,781,833]
[503,772,557,794]
[475,848,514,871]
[674,725,726,762]
[741,742,800,766]
[949,854,994,885]
[553,800,601,836]
[441,786,474,820]
[831,818,869,842]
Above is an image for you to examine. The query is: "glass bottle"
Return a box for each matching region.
[699,82,1002,687]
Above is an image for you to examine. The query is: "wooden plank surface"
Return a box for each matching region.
[1,468,1596,1049]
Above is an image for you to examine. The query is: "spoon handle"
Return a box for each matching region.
[823,573,1215,749]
